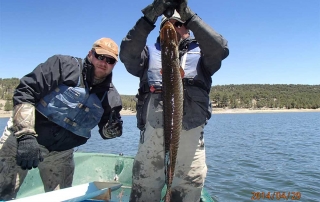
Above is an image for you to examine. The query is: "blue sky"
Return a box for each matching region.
[0,0,319,95]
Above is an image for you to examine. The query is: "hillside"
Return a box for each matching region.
[209,84,320,109]
[122,84,320,111]
[1,78,319,112]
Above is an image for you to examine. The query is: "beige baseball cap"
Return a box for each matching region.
[92,38,118,61]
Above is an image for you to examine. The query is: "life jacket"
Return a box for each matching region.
[35,58,107,138]
[147,41,201,88]
[141,41,212,131]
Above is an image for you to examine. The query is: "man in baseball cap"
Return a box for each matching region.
[0,37,123,200]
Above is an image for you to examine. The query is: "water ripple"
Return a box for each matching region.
[1,112,319,201]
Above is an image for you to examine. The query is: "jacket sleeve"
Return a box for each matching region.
[107,83,122,116]
[98,83,122,129]
[13,55,81,106]
[119,17,155,78]
[186,15,229,76]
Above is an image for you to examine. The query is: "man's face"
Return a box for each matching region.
[89,50,117,79]
[169,19,189,40]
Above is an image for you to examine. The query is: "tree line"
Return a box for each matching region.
[209,84,320,109]
[0,78,20,111]
[1,78,319,111]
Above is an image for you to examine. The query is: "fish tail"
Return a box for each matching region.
[163,186,172,202]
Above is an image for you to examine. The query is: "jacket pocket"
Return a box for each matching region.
[182,86,211,130]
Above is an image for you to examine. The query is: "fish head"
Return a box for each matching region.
[160,21,178,47]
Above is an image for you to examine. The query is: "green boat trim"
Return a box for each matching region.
[13,152,216,202]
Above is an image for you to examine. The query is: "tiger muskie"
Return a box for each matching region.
[160,21,184,202]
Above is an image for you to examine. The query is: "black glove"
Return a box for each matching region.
[17,135,43,170]
[101,118,123,139]
[176,0,195,22]
[142,0,178,24]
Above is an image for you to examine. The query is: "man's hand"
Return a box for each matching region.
[176,0,195,22]
[142,0,178,24]
[12,103,43,170]
[101,119,123,139]
[17,135,43,170]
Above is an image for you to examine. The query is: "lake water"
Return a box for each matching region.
[1,112,319,202]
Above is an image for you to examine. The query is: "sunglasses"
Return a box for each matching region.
[174,21,184,28]
[93,51,116,64]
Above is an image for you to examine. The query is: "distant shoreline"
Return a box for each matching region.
[211,108,320,114]
[1,108,320,119]
[1,99,319,118]
[118,108,320,116]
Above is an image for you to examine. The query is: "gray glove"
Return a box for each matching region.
[17,135,43,170]
[100,110,123,139]
[12,103,43,170]
[101,118,123,139]
[142,0,178,24]
[176,0,195,22]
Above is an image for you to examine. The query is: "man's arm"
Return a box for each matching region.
[12,55,80,170]
[119,17,155,78]
[187,15,229,76]
[13,55,80,106]
[176,1,229,76]
[120,0,178,77]
[12,55,80,138]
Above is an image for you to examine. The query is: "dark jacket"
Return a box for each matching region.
[13,55,122,151]
[120,15,229,130]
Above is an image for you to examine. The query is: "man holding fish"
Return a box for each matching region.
[120,0,229,201]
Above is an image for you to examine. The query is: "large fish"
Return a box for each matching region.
[160,21,184,202]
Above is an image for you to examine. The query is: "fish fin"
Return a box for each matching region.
[179,67,185,78]
[160,68,163,75]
